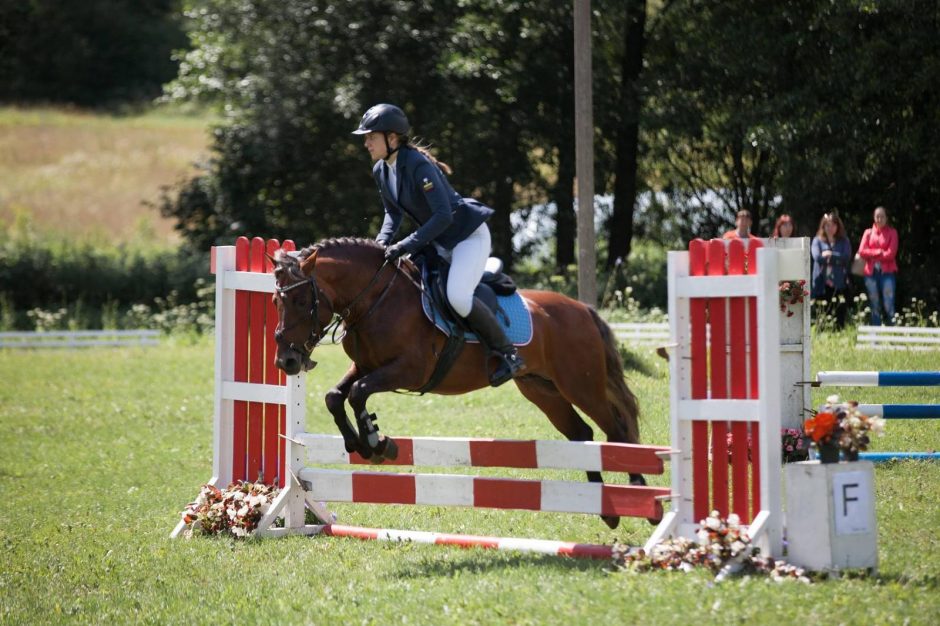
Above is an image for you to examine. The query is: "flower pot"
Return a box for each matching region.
[817,443,841,464]
[844,449,859,462]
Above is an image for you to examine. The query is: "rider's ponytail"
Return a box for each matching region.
[401,136,453,176]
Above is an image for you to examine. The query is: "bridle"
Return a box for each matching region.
[274,257,403,362]
[274,273,333,357]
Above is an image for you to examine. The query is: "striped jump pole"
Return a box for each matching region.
[813,370,940,460]
[297,434,670,521]
[856,404,940,419]
[317,525,617,559]
[815,371,940,418]
[815,371,940,387]
[262,432,673,550]
[859,452,940,463]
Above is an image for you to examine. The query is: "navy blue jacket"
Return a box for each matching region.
[374,146,494,252]
[811,235,852,297]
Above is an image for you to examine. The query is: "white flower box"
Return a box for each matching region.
[784,460,878,574]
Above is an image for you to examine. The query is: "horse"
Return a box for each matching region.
[270,237,647,529]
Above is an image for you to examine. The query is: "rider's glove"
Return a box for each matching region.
[384,242,406,261]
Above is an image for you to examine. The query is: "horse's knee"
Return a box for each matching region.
[325,387,347,414]
[347,381,370,413]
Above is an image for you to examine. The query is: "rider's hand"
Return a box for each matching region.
[385,242,406,261]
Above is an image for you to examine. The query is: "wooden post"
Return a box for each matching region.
[573,0,596,306]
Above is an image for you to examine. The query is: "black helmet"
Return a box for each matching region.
[351,103,409,135]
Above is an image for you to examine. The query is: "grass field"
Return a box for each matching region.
[1,334,938,624]
[0,106,210,243]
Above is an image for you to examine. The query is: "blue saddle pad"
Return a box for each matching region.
[421,289,533,347]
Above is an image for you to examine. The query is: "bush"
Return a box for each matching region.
[0,223,209,330]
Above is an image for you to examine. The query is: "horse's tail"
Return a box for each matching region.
[588,307,641,443]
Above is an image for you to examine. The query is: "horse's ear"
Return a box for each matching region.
[265,252,278,268]
[299,249,318,274]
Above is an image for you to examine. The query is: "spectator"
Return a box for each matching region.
[772,214,795,238]
[857,206,898,326]
[811,213,852,329]
[723,210,761,241]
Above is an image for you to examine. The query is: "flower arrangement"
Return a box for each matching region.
[781,427,810,463]
[179,481,279,538]
[612,511,810,583]
[803,395,886,462]
[779,279,808,317]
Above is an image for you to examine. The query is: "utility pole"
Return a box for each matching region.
[573,0,596,306]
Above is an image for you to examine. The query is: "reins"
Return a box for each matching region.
[338,259,400,334]
[277,251,429,365]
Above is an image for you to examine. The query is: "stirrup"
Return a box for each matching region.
[488,351,524,387]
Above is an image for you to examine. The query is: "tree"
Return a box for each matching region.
[605,0,647,268]
[0,0,187,107]
[642,0,939,307]
[161,1,461,248]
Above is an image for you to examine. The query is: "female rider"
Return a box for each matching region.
[352,103,524,386]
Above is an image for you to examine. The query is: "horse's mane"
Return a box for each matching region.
[276,236,415,283]
[297,237,384,261]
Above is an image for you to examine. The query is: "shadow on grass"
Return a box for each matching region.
[391,547,612,578]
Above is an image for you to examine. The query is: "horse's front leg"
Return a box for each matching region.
[324,364,372,458]
[346,363,423,463]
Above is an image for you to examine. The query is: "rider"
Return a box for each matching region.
[352,103,524,387]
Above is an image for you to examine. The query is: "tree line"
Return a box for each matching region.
[3,0,938,308]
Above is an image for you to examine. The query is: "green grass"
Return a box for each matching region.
[1,335,939,624]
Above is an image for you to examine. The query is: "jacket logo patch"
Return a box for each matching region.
[422,177,434,192]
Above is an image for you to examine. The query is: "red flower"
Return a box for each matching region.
[804,412,837,443]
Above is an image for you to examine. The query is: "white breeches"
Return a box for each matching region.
[446,223,491,318]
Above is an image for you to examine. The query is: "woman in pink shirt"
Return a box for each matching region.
[857,206,898,325]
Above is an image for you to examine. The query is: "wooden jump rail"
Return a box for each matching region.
[296,434,671,521]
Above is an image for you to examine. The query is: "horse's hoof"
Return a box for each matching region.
[374,436,399,462]
[602,515,621,530]
[351,441,373,459]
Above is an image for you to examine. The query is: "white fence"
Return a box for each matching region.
[0,329,160,349]
[856,325,940,351]
[607,321,669,346]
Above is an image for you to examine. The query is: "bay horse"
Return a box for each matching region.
[270,237,646,528]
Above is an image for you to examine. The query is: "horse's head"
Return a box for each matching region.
[270,248,329,375]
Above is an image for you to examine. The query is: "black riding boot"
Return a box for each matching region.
[465,297,525,387]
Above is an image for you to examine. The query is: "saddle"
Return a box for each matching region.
[424,255,516,329]
[413,248,525,393]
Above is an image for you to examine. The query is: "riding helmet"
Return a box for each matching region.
[351,103,410,135]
